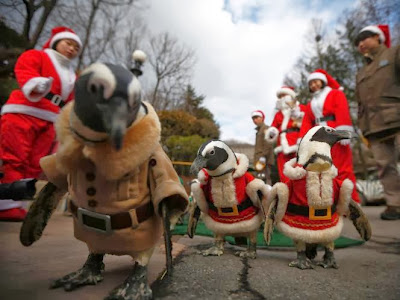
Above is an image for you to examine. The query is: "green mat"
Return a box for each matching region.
[172,216,364,248]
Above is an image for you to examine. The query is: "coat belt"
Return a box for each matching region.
[314,115,335,125]
[69,200,154,232]
[287,203,336,220]
[44,92,66,108]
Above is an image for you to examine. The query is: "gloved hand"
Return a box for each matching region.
[34,77,53,93]
[255,157,266,171]
[339,139,351,146]
[291,106,303,119]
[258,157,266,164]
[268,131,277,139]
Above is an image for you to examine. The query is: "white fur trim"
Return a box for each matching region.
[274,145,283,154]
[306,170,334,207]
[308,72,327,84]
[276,87,296,99]
[21,77,52,102]
[50,31,82,49]
[197,169,209,185]
[277,217,343,244]
[202,213,262,235]
[360,25,385,43]
[265,126,279,143]
[0,199,23,209]
[246,178,271,207]
[210,176,237,207]
[335,125,354,132]
[337,179,353,216]
[233,153,248,178]
[251,111,264,118]
[283,158,307,180]
[311,86,332,121]
[1,104,58,122]
[282,144,298,155]
[191,181,209,213]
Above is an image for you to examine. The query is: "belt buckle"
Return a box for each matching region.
[217,205,239,217]
[315,117,321,125]
[309,206,332,220]
[77,207,112,234]
[51,94,63,106]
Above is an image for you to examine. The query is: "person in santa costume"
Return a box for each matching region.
[299,69,360,203]
[0,26,82,221]
[265,86,306,183]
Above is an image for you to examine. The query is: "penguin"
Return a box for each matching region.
[263,126,371,269]
[20,51,188,300]
[189,140,270,259]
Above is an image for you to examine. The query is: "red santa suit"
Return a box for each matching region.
[0,27,81,218]
[267,103,306,182]
[191,153,265,235]
[273,159,353,244]
[299,70,360,203]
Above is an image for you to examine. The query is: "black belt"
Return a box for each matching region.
[69,200,154,233]
[44,92,66,108]
[314,115,335,125]
[287,203,336,217]
[281,128,300,133]
[208,198,255,214]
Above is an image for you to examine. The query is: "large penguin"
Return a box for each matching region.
[19,51,188,300]
[189,140,270,259]
[263,126,371,269]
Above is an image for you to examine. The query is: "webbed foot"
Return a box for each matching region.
[289,251,314,269]
[200,245,224,256]
[317,250,338,269]
[50,253,105,291]
[234,242,257,259]
[105,263,152,300]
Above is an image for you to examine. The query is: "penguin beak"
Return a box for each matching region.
[96,97,130,151]
[190,155,207,175]
[333,130,353,142]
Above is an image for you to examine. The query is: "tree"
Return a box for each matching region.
[146,32,196,110]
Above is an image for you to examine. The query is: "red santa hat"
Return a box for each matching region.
[251,110,265,120]
[42,26,82,52]
[358,24,390,48]
[276,86,296,99]
[307,69,342,90]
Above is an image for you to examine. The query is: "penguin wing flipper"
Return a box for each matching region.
[263,199,277,245]
[348,200,372,241]
[187,202,201,239]
[20,182,66,246]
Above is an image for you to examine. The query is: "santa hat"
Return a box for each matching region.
[358,24,390,48]
[276,86,296,99]
[251,110,265,120]
[307,69,342,90]
[42,26,82,52]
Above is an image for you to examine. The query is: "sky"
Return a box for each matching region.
[143,0,356,144]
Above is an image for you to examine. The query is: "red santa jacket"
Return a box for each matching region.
[270,104,306,154]
[299,87,353,139]
[281,175,342,231]
[201,172,259,224]
[2,49,76,123]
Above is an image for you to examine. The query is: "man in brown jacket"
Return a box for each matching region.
[252,110,275,184]
[355,24,400,220]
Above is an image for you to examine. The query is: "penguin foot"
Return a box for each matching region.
[199,246,224,256]
[234,249,257,259]
[105,263,152,300]
[317,250,338,269]
[289,251,314,270]
[50,253,105,291]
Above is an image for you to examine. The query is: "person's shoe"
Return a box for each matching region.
[380,206,400,221]
[0,207,27,222]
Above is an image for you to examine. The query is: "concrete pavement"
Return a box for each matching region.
[1,206,399,299]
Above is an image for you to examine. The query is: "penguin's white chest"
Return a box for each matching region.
[210,176,237,207]
[306,172,334,208]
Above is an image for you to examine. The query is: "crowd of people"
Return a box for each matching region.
[251,24,400,221]
[0,23,399,223]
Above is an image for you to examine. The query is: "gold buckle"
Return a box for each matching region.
[217,205,239,217]
[309,206,332,220]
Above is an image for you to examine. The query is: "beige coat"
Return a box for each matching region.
[356,44,400,140]
[41,102,188,261]
[254,123,275,166]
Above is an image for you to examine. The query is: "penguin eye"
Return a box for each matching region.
[325,127,333,133]
[209,149,215,155]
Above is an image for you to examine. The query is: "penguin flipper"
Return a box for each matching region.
[263,199,277,245]
[348,200,372,241]
[187,203,201,239]
[20,182,66,246]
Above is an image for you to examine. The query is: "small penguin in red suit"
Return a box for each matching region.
[263,126,371,269]
[189,140,270,259]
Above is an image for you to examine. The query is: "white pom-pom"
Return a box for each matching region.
[132,50,147,63]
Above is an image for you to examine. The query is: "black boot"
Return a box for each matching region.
[380,206,400,220]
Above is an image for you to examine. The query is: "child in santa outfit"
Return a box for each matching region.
[265,86,306,182]
[0,26,82,221]
[299,69,360,203]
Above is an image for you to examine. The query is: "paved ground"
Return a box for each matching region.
[1,206,399,299]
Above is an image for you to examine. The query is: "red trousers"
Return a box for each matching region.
[0,113,56,183]
[331,143,360,203]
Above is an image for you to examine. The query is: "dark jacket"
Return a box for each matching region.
[254,123,275,166]
[356,44,400,140]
